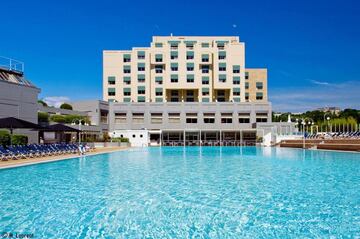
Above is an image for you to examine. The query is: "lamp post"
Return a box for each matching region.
[323,113,331,132]
[71,119,88,144]
[302,118,314,149]
[302,121,306,149]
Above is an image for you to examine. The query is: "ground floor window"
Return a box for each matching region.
[114,113,127,124]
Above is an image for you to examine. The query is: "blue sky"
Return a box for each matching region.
[1,0,360,112]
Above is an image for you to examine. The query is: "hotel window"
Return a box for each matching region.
[233,65,240,74]
[171,74,178,83]
[233,88,240,96]
[108,76,115,85]
[138,63,145,72]
[202,76,209,85]
[202,98,209,102]
[185,90,195,102]
[187,63,194,71]
[155,43,163,48]
[186,113,198,124]
[123,88,131,96]
[245,82,249,89]
[201,54,209,62]
[155,98,163,102]
[155,54,163,62]
[155,65,163,74]
[256,92,263,100]
[137,51,145,60]
[217,90,225,102]
[245,93,249,101]
[187,74,194,83]
[151,113,163,124]
[132,113,144,123]
[155,76,163,85]
[256,113,268,122]
[217,42,226,49]
[233,97,240,102]
[114,113,127,124]
[203,113,215,124]
[218,51,226,60]
[245,72,249,80]
[108,88,115,96]
[219,74,226,83]
[123,65,131,74]
[123,76,131,85]
[238,113,250,123]
[201,65,210,74]
[123,54,131,62]
[256,82,263,90]
[233,76,240,85]
[185,41,195,49]
[170,51,178,60]
[137,96,145,102]
[186,51,194,60]
[170,42,179,50]
[168,113,181,123]
[155,88,163,96]
[137,86,145,95]
[221,113,233,124]
[123,97,131,102]
[138,74,145,83]
[202,87,209,96]
[219,63,226,71]
[201,43,209,48]
[171,63,178,72]
[170,90,179,102]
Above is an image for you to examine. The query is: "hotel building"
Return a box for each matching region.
[103,36,267,103]
[102,36,294,146]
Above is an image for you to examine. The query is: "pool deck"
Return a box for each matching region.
[0,146,129,170]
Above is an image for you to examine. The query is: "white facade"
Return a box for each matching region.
[111,130,149,147]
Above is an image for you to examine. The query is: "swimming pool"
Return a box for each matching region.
[0,147,359,238]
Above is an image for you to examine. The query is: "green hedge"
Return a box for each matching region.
[11,134,28,145]
[49,114,90,124]
[111,137,129,143]
[0,131,28,146]
[0,130,11,146]
[38,112,49,122]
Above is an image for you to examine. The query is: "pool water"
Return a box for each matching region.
[0,147,359,238]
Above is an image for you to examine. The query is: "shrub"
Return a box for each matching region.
[38,112,49,122]
[11,134,28,145]
[0,130,11,146]
[50,114,66,123]
[111,137,129,143]
[102,132,110,142]
[60,103,73,110]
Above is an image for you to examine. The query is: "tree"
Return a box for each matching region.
[37,99,48,107]
[60,103,73,110]
[339,109,360,122]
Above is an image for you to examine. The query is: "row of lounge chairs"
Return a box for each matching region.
[0,144,79,161]
[306,131,360,139]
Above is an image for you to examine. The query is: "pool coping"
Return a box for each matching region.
[0,147,129,170]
